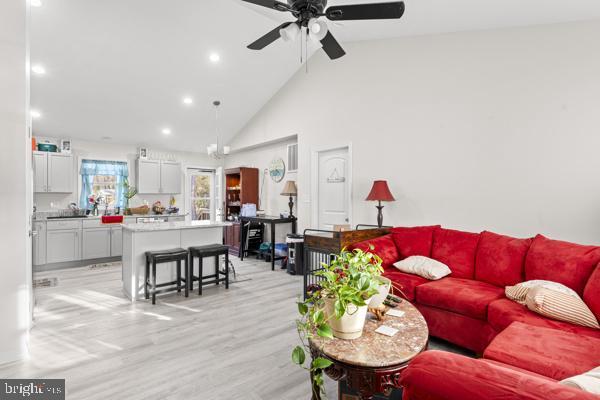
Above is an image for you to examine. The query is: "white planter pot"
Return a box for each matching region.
[324,297,370,340]
[369,277,391,308]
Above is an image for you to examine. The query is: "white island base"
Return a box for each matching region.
[122,221,231,301]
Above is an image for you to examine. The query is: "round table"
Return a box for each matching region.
[309,300,429,400]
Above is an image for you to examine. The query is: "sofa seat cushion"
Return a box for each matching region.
[415,277,504,320]
[400,350,600,400]
[431,228,480,279]
[382,269,429,301]
[525,234,600,295]
[475,231,532,287]
[390,225,440,258]
[484,322,600,381]
[487,298,600,339]
[584,265,600,321]
[350,234,399,267]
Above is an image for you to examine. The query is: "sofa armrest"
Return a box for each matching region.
[400,350,597,400]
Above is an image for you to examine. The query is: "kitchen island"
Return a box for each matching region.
[121,220,231,301]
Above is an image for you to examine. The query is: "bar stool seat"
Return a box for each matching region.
[145,248,189,304]
[189,244,229,295]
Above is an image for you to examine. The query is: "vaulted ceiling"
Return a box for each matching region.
[30,0,600,152]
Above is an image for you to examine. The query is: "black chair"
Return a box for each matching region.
[188,244,229,295]
[145,248,189,305]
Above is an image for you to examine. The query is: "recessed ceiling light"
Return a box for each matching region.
[31,65,46,75]
[209,53,220,63]
[31,0,42,7]
[182,97,193,105]
[162,128,172,135]
[31,110,42,119]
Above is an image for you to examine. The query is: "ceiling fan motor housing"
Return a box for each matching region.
[288,0,327,20]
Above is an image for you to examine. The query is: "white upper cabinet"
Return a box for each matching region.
[137,160,161,193]
[137,159,181,194]
[160,161,182,194]
[48,153,73,193]
[33,152,73,193]
[33,152,48,193]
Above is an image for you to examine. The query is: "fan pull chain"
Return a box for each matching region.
[305,26,309,74]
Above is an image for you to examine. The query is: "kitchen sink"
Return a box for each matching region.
[47,215,87,219]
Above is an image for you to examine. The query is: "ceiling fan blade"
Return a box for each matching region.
[247,22,292,50]
[320,31,346,60]
[241,0,292,12]
[326,2,405,21]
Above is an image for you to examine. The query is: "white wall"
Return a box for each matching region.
[0,1,31,363]
[225,137,297,242]
[230,20,600,244]
[34,137,220,213]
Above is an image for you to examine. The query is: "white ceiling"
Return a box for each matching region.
[31,0,600,152]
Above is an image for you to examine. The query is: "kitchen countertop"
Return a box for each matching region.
[34,213,188,222]
[122,220,231,232]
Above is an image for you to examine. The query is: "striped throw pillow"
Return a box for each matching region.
[525,286,599,329]
[505,280,578,305]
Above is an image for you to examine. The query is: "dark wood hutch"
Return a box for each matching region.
[223,167,259,255]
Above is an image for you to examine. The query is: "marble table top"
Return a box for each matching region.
[311,300,428,368]
[122,220,231,232]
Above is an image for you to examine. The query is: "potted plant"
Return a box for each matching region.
[123,178,138,215]
[292,246,385,398]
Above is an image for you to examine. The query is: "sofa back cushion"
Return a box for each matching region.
[475,231,532,287]
[390,225,440,259]
[584,265,600,321]
[431,228,480,279]
[525,234,600,295]
[350,234,399,268]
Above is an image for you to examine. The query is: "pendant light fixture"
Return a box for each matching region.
[207,100,230,159]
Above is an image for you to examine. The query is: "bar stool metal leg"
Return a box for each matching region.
[152,260,157,305]
[225,252,229,289]
[199,257,203,296]
[215,255,220,285]
[145,257,150,300]
[184,257,189,298]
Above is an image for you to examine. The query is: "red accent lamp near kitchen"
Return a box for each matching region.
[365,180,395,228]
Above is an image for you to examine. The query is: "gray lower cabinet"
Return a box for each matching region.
[33,221,47,266]
[111,227,123,257]
[47,229,81,264]
[82,227,112,259]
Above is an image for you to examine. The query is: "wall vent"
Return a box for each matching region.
[287,143,298,172]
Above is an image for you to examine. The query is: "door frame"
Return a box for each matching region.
[310,143,353,230]
[185,166,217,221]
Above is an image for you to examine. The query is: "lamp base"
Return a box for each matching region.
[289,196,294,217]
[376,202,384,228]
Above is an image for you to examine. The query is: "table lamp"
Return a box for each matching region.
[366,180,395,228]
[281,180,297,217]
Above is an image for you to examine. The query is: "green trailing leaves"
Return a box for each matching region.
[298,302,308,316]
[317,324,334,339]
[312,357,333,370]
[292,346,306,365]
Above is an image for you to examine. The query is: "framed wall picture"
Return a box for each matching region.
[269,158,286,182]
[139,147,148,160]
[60,139,72,154]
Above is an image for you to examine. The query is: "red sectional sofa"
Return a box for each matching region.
[351,226,600,399]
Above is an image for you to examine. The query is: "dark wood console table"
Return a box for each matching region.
[239,215,297,271]
[309,301,429,400]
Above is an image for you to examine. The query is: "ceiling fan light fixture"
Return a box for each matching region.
[279,23,300,42]
[308,18,328,41]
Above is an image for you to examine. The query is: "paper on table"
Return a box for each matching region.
[375,325,399,337]
[387,309,406,318]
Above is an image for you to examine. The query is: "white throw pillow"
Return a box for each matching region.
[561,367,600,394]
[393,256,451,280]
[505,280,579,305]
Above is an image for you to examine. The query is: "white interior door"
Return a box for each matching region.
[317,147,350,230]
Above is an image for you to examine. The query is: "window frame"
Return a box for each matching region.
[77,156,132,211]
[185,166,218,221]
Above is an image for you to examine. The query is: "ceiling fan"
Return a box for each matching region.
[243,0,405,60]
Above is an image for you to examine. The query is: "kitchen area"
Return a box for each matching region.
[31,137,220,274]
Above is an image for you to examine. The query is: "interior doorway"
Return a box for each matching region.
[311,145,352,230]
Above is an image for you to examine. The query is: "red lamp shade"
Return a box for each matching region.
[366,180,395,202]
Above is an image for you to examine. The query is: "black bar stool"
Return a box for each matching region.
[145,248,189,305]
[188,244,229,295]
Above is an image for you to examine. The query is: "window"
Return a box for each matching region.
[80,160,129,209]
[187,169,215,221]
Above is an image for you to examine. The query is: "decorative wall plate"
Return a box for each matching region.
[269,158,286,182]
